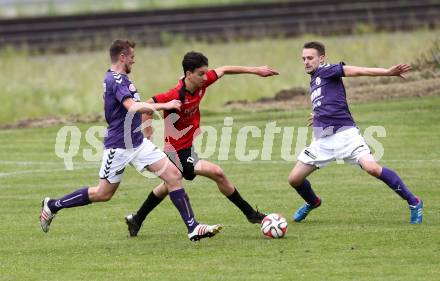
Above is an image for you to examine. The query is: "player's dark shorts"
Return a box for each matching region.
[165,146,200,181]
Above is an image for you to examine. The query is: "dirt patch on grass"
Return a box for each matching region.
[0,114,104,130]
[224,86,310,110]
[224,68,440,111]
[2,69,439,129]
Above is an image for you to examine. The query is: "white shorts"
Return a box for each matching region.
[99,138,167,183]
[297,127,371,169]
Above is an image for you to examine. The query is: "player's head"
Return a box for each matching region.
[302,41,326,74]
[110,39,136,74]
[182,51,209,88]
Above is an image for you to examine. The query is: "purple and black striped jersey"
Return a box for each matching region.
[309,62,356,138]
[102,70,143,149]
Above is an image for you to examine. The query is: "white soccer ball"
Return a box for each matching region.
[260,213,288,238]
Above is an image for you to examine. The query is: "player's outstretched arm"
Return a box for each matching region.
[123,98,181,114]
[214,65,279,78]
[343,64,412,78]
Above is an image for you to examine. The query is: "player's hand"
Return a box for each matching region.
[387,64,412,79]
[255,66,279,77]
[144,110,154,117]
[307,112,314,127]
[144,126,154,141]
[164,100,182,111]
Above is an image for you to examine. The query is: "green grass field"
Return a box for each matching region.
[1,0,271,18]
[1,96,439,281]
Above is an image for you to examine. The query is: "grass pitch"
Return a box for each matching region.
[1,96,439,280]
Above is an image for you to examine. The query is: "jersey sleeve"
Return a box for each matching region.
[318,62,345,79]
[203,69,219,88]
[152,88,179,103]
[114,80,132,103]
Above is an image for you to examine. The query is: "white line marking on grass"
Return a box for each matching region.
[0,159,439,166]
[216,160,440,164]
[0,160,438,178]
[0,161,99,166]
[0,166,98,178]
[0,161,62,166]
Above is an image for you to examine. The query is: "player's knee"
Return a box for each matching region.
[363,164,382,177]
[90,189,113,202]
[98,187,114,201]
[165,166,183,187]
[211,165,226,182]
[99,193,113,202]
[288,174,302,188]
[154,184,168,198]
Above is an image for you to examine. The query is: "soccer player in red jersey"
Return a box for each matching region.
[125,51,278,236]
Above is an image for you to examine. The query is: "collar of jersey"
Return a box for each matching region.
[179,78,197,95]
[109,69,126,76]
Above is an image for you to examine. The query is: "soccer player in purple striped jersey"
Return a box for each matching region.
[289,41,423,224]
[39,39,222,241]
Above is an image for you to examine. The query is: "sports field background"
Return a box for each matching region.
[0,22,439,280]
[0,0,270,18]
[1,29,439,125]
[1,96,439,280]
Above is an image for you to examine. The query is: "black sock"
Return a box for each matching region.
[293,179,320,206]
[227,188,255,217]
[135,191,164,225]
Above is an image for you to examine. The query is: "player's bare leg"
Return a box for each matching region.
[288,161,319,203]
[288,161,317,186]
[147,157,181,191]
[194,160,234,195]
[289,161,321,222]
[195,160,266,224]
[88,180,120,202]
[358,154,422,224]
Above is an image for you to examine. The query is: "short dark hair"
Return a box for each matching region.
[303,41,325,56]
[182,51,208,74]
[109,39,136,63]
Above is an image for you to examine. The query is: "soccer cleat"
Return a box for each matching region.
[188,224,223,242]
[409,198,423,224]
[40,197,56,233]
[246,209,267,224]
[125,214,141,237]
[293,198,321,222]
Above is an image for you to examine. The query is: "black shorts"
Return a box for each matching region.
[165,146,200,181]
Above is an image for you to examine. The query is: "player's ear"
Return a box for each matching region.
[319,55,325,64]
[119,52,125,62]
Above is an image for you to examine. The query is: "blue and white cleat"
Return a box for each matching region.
[293,198,321,222]
[409,198,423,224]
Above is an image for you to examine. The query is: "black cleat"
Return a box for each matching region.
[125,214,141,237]
[247,209,267,224]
